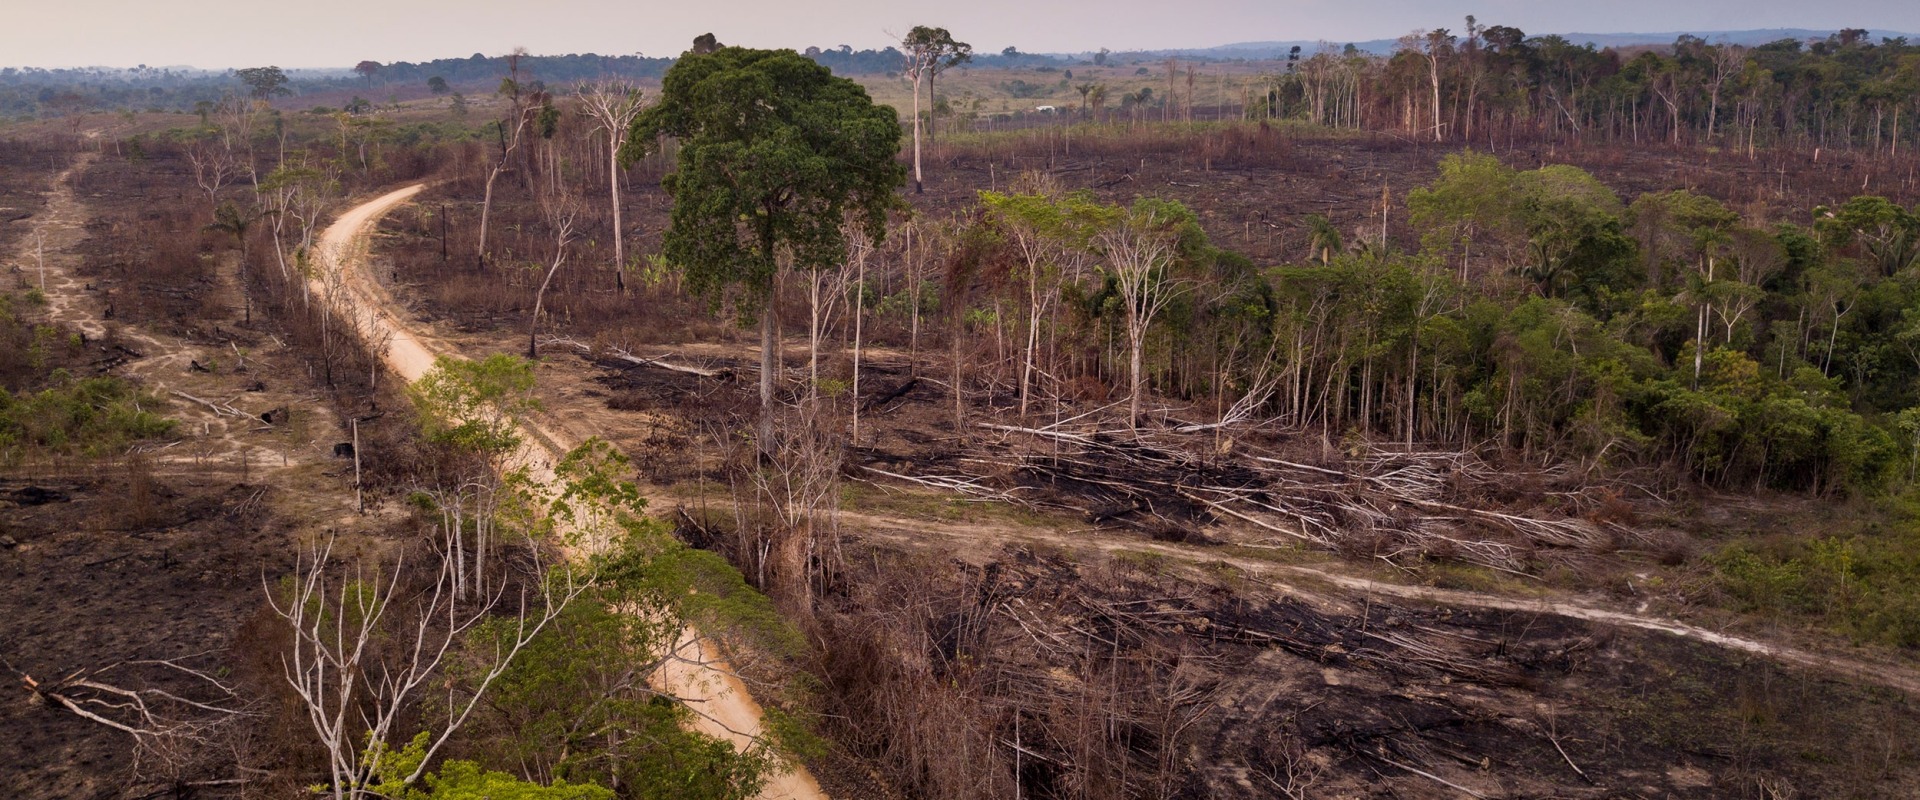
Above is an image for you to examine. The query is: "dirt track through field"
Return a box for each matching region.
[315,185,828,800]
[323,183,1920,788]
[18,152,328,477]
[841,504,1920,695]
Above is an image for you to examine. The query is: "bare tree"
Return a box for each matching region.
[805,227,861,403]
[266,535,585,799]
[185,139,237,213]
[900,216,930,377]
[575,80,646,291]
[215,92,266,189]
[527,188,580,358]
[743,405,844,607]
[478,48,534,263]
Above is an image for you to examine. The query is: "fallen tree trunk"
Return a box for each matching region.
[543,337,729,379]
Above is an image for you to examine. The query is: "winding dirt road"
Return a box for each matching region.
[315,185,828,800]
[316,184,1920,796]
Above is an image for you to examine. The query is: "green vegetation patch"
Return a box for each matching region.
[1712,498,1920,648]
[0,372,174,463]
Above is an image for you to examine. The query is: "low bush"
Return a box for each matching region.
[0,372,174,463]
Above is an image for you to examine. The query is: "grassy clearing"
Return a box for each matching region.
[1708,491,1920,648]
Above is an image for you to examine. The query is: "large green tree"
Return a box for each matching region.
[620,42,904,424]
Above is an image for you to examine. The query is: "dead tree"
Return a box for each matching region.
[574,80,646,291]
[14,656,249,780]
[478,49,534,263]
[185,139,237,213]
[527,189,579,358]
[737,405,844,607]
[265,534,586,799]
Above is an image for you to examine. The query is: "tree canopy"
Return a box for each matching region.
[620,45,904,304]
[234,65,290,99]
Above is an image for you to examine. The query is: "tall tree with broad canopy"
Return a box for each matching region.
[620,42,904,436]
[234,66,290,100]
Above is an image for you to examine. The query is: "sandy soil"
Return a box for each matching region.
[314,185,828,800]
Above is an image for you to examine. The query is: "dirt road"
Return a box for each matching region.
[314,185,828,800]
[320,183,1920,794]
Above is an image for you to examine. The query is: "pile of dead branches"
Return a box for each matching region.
[865,416,1640,577]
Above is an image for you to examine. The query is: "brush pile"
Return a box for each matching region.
[862,417,1640,577]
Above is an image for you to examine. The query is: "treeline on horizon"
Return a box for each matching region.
[6,22,1920,149]
[1253,25,1920,153]
[0,46,1055,118]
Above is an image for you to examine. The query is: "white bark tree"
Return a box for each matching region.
[900,26,971,193]
[267,534,585,799]
[575,80,647,292]
[478,49,534,263]
[1100,205,1189,430]
[528,189,580,358]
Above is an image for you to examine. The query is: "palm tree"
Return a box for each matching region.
[1305,214,1342,264]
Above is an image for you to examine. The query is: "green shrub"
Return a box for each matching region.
[0,375,175,462]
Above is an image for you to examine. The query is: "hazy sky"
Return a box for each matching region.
[7,0,1920,69]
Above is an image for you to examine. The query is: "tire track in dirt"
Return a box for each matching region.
[314,185,828,800]
[850,512,1920,695]
[18,152,327,476]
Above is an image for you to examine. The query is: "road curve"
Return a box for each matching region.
[315,185,829,800]
[316,184,1920,788]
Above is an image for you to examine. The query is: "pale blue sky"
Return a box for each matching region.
[6,0,1919,69]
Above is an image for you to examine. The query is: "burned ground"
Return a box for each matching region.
[1,146,423,800]
[376,124,1920,346]
[528,333,1920,798]
[0,471,293,797]
[800,538,1920,799]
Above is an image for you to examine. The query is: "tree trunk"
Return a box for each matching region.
[808,269,824,403]
[609,136,625,292]
[1127,322,1145,430]
[911,73,925,193]
[479,165,501,262]
[1692,303,1706,389]
[1020,258,1042,418]
[759,300,778,443]
[852,251,866,444]
[1428,54,1444,141]
[528,236,568,359]
[907,225,921,377]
